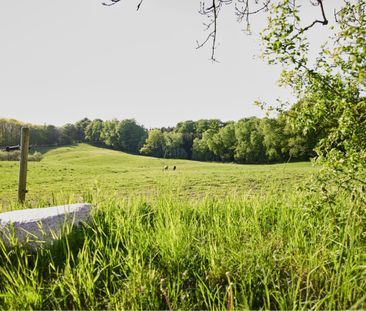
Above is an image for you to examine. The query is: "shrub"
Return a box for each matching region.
[0,151,20,161]
[0,151,43,162]
[28,152,43,162]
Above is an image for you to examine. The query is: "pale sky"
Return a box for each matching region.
[0,0,342,128]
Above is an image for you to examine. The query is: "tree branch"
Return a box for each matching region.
[102,0,331,61]
[137,0,144,10]
[102,0,143,10]
[102,0,121,6]
[301,0,328,32]
[211,0,218,61]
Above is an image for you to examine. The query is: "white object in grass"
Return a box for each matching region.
[0,203,92,247]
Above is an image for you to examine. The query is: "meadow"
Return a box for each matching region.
[0,144,365,309]
[0,144,314,210]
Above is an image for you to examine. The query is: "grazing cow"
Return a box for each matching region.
[163,165,168,171]
[173,166,176,171]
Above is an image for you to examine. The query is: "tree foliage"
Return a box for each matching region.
[117,119,147,153]
[261,0,366,200]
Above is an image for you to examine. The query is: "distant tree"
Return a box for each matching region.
[163,132,187,159]
[217,122,237,161]
[175,120,196,134]
[75,118,91,142]
[0,119,64,147]
[0,119,22,146]
[281,99,327,161]
[200,128,221,161]
[101,119,120,148]
[195,119,224,137]
[200,123,237,162]
[59,123,78,145]
[234,118,266,163]
[140,129,165,157]
[192,136,216,161]
[259,117,287,162]
[117,119,147,153]
[29,125,47,146]
[44,125,60,146]
[160,126,175,133]
[175,121,197,159]
[85,119,104,144]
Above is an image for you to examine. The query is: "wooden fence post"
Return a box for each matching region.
[18,127,30,203]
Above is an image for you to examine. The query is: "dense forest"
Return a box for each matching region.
[0,102,324,164]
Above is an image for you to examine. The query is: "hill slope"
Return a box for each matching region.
[0,144,315,207]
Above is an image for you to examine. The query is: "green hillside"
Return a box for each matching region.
[0,144,314,208]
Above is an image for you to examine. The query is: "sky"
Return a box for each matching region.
[0,0,342,128]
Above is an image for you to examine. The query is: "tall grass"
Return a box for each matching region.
[0,190,365,309]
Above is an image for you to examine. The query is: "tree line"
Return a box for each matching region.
[0,107,323,164]
[0,118,146,154]
[139,111,322,163]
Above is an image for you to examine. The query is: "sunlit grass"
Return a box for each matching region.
[0,191,365,309]
[0,144,315,209]
[0,144,364,309]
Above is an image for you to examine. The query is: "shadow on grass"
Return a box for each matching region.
[32,144,78,155]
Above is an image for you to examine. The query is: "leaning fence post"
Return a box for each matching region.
[18,127,30,203]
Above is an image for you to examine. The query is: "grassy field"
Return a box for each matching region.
[0,144,314,210]
[0,144,365,309]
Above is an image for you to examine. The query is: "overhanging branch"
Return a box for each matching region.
[102,0,331,60]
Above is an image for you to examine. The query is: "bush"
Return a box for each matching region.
[29,152,43,162]
[0,151,20,161]
[0,151,43,162]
